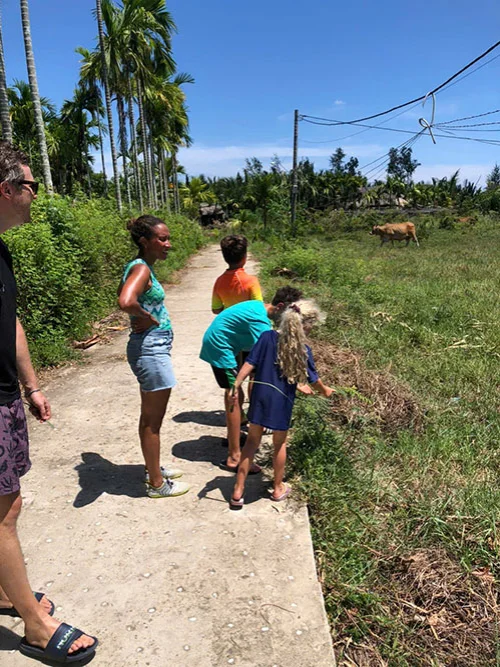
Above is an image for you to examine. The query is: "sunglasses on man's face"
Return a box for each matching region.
[17,179,39,195]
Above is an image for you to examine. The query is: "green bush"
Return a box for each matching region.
[5,195,205,366]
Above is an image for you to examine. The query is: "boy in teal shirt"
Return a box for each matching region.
[200,286,302,472]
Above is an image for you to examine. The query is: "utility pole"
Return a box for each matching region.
[290,109,299,235]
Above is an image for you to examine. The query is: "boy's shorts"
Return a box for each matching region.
[211,366,238,389]
[0,398,31,496]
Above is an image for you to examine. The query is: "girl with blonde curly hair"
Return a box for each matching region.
[229,300,334,507]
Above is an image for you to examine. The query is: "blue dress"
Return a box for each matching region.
[246,330,318,431]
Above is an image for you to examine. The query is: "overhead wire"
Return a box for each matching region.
[300,39,500,126]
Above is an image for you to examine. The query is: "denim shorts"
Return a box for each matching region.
[127,328,176,392]
[0,397,31,496]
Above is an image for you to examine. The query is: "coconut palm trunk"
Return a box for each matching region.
[148,121,158,209]
[95,0,121,211]
[117,94,132,209]
[127,77,143,211]
[96,117,108,195]
[160,147,170,213]
[172,151,180,213]
[19,0,52,192]
[137,76,153,208]
[0,13,12,142]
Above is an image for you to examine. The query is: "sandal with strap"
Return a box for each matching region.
[0,591,54,618]
[271,483,292,502]
[19,622,98,664]
[230,496,244,509]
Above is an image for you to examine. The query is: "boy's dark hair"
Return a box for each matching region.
[271,285,303,306]
[220,235,248,265]
[127,215,165,247]
[0,141,29,185]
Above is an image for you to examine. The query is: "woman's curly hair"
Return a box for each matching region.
[127,215,165,248]
[276,300,325,384]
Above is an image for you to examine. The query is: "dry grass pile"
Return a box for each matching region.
[336,549,499,666]
[311,340,423,434]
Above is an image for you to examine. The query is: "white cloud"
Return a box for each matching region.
[414,163,492,185]
[178,142,384,176]
[334,99,345,106]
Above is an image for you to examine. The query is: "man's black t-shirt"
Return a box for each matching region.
[0,238,19,404]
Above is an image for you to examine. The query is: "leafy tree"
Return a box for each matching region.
[387,146,420,185]
[486,164,500,190]
[329,148,345,174]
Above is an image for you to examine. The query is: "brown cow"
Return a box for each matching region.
[370,222,419,247]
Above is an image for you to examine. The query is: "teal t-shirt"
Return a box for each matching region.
[200,300,271,369]
[122,259,172,331]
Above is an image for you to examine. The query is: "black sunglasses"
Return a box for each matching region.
[17,179,39,195]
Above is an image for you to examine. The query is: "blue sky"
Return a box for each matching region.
[2,0,500,185]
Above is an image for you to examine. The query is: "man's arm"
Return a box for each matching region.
[16,318,51,421]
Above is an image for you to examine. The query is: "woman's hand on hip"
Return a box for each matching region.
[131,313,159,333]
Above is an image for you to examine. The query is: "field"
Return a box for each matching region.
[255,215,500,666]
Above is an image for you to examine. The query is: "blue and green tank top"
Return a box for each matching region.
[122,259,172,332]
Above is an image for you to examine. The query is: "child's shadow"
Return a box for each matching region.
[198,474,266,507]
[172,435,223,465]
[73,452,145,508]
[172,410,226,427]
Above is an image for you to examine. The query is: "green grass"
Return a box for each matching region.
[253,217,500,665]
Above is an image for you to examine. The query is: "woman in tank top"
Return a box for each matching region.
[118,215,190,499]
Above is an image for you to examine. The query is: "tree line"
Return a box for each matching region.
[0,0,191,213]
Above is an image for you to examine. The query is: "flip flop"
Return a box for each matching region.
[219,461,262,475]
[19,622,98,664]
[0,591,55,618]
[271,483,292,502]
[229,496,244,509]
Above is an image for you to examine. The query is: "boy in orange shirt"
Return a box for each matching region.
[212,235,263,313]
[211,235,263,470]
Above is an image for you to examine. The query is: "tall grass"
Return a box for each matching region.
[254,216,500,665]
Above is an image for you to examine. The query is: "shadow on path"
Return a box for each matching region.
[0,626,21,651]
[172,410,226,427]
[171,435,223,465]
[73,453,145,508]
[197,474,266,507]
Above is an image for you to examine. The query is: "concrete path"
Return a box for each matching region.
[1,245,335,666]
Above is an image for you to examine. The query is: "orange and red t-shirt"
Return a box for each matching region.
[211,268,263,311]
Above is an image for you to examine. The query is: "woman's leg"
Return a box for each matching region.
[139,388,171,488]
[271,430,288,498]
[232,424,263,501]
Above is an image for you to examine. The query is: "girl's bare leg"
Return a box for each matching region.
[224,388,242,467]
[271,430,288,498]
[139,388,171,488]
[232,424,263,501]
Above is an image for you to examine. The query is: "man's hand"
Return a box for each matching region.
[297,383,314,395]
[131,313,159,334]
[28,391,51,422]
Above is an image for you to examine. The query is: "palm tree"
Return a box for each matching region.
[8,80,56,165]
[95,0,122,210]
[20,0,53,193]
[0,11,12,142]
[76,47,108,196]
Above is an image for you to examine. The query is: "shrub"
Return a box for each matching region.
[5,195,205,366]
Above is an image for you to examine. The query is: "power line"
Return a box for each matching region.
[300,38,500,126]
[436,108,500,126]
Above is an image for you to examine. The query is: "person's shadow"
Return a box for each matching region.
[172,410,226,427]
[73,453,145,508]
[172,435,224,465]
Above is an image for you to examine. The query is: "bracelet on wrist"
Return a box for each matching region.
[25,388,41,398]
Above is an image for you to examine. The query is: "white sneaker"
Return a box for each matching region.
[146,478,190,498]
[144,465,183,483]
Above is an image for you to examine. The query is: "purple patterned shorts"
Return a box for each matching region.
[0,397,31,496]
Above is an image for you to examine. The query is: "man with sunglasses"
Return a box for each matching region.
[0,142,98,662]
